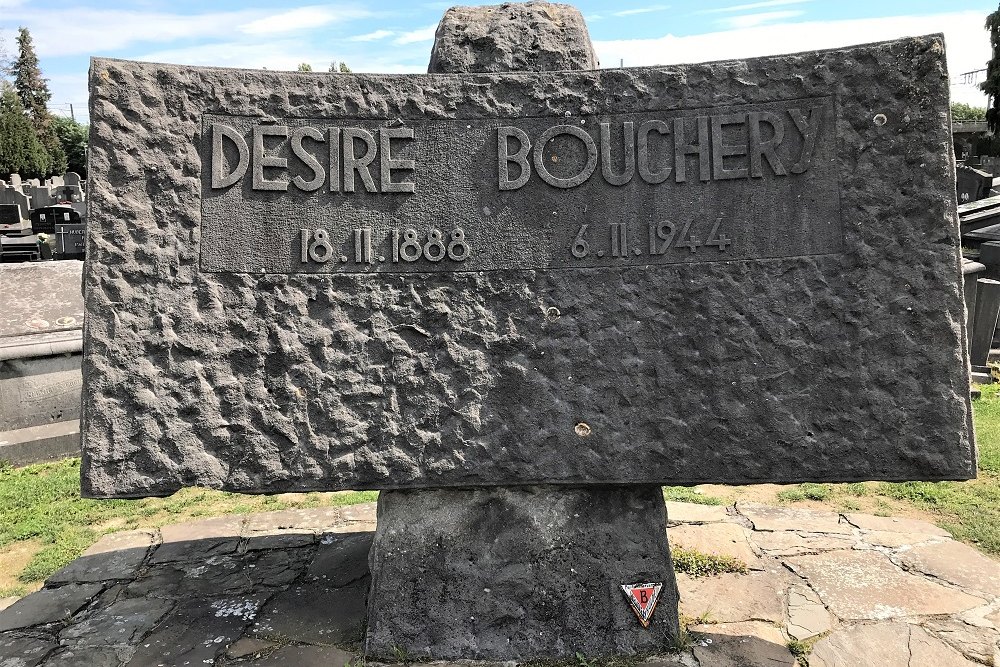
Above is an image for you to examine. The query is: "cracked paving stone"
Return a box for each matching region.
[689,621,796,667]
[858,530,941,549]
[0,632,58,666]
[127,549,306,599]
[894,539,1000,600]
[678,571,786,624]
[149,517,245,564]
[810,622,979,666]
[224,636,277,660]
[250,532,371,645]
[43,647,124,667]
[669,523,761,569]
[785,550,985,621]
[243,530,315,551]
[244,508,354,534]
[125,594,268,666]
[748,530,855,557]
[47,531,155,585]
[0,584,103,632]
[235,643,355,665]
[922,617,1000,666]
[785,584,833,640]
[59,597,173,648]
[843,513,950,537]
[665,502,730,525]
[737,502,852,535]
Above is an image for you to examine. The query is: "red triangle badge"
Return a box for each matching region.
[621,582,663,628]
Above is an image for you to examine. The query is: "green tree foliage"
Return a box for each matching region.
[952,102,988,121]
[297,62,313,72]
[329,61,352,73]
[52,115,87,178]
[983,5,1000,133]
[0,82,49,178]
[8,27,66,176]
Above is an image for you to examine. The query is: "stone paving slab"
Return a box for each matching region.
[810,622,980,667]
[893,539,1000,600]
[1,501,999,666]
[786,549,986,620]
[669,523,762,569]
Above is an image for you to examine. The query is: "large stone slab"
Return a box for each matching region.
[786,550,985,620]
[894,539,1000,600]
[82,34,972,497]
[0,584,102,631]
[810,622,980,667]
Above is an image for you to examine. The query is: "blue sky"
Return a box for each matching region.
[0,0,995,124]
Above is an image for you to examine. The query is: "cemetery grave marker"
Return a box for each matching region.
[81,4,973,658]
[83,35,973,499]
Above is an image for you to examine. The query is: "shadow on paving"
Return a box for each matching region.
[0,509,375,666]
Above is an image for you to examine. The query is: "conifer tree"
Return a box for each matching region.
[983,5,1000,133]
[10,27,66,175]
[0,82,49,178]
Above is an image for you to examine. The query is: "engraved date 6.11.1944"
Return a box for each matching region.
[570,217,732,260]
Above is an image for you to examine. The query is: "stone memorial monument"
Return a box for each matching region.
[81,2,974,661]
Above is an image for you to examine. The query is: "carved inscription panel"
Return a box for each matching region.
[200,96,841,274]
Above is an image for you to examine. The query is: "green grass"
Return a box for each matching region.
[777,483,832,502]
[0,458,378,585]
[672,546,748,577]
[663,487,724,505]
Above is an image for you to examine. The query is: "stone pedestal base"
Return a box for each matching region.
[365,486,679,661]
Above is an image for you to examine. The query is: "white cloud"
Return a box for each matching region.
[349,29,394,42]
[1,4,370,58]
[594,10,990,106]
[716,9,803,29]
[393,24,437,45]
[698,0,809,14]
[239,6,368,36]
[613,5,670,17]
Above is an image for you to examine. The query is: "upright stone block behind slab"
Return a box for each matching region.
[428,2,598,73]
[83,35,973,497]
[367,486,678,659]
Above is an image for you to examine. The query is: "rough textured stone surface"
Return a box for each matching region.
[427,2,598,73]
[786,550,985,620]
[366,486,680,660]
[82,33,972,497]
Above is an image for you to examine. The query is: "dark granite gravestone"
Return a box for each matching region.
[82,34,973,497]
[31,206,80,236]
[957,164,994,204]
[54,223,85,259]
[0,204,19,227]
[81,2,973,660]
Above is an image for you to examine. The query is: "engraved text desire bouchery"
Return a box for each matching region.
[207,103,825,194]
